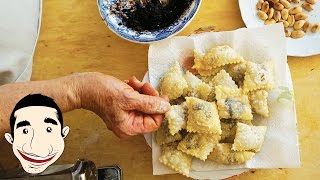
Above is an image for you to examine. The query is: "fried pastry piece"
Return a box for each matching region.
[249,90,269,117]
[155,120,182,145]
[236,119,253,125]
[225,63,247,87]
[184,71,212,100]
[178,133,219,161]
[159,142,193,177]
[208,143,255,164]
[215,86,253,121]
[193,45,245,70]
[197,66,224,77]
[166,103,187,136]
[196,75,216,102]
[197,74,214,85]
[220,120,237,143]
[232,123,267,152]
[242,61,274,92]
[159,61,188,100]
[211,69,238,89]
[185,97,222,135]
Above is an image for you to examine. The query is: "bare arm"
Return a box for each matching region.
[0,72,170,138]
[0,73,82,135]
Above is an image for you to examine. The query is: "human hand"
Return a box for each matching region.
[79,73,170,138]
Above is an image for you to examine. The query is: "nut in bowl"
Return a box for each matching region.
[97,0,202,43]
[239,0,320,56]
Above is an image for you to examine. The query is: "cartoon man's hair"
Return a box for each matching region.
[9,94,63,139]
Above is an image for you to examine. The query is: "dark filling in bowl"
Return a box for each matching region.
[111,0,195,31]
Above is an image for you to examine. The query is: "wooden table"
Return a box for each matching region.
[9,0,320,179]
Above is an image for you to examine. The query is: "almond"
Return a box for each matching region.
[268,8,275,19]
[302,2,314,11]
[306,0,317,4]
[289,7,302,15]
[288,15,295,27]
[291,30,305,39]
[280,0,291,9]
[256,0,264,10]
[295,13,308,21]
[281,9,289,20]
[294,20,305,30]
[262,1,270,13]
[280,20,290,28]
[265,19,276,25]
[274,2,284,11]
[311,23,320,33]
[257,10,268,20]
[256,2,262,10]
[284,29,291,37]
[303,21,311,32]
[274,11,282,22]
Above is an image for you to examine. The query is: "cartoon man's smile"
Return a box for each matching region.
[17,150,57,164]
[4,94,69,174]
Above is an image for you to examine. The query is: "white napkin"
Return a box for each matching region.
[0,0,42,84]
[147,24,300,178]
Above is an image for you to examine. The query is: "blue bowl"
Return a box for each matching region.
[97,0,202,43]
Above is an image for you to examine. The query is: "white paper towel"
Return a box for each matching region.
[147,24,300,178]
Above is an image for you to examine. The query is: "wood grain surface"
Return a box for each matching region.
[1,0,319,179]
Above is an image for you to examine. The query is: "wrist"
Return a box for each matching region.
[75,72,110,112]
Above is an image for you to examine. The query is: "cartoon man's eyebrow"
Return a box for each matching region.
[44,118,58,125]
[16,120,31,129]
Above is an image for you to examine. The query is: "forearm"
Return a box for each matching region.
[0,73,84,134]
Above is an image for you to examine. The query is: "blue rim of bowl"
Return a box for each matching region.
[97,0,201,43]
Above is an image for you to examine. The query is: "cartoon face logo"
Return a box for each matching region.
[4,94,69,174]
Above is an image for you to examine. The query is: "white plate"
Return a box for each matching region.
[143,61,296,179]
[239,0,320,57]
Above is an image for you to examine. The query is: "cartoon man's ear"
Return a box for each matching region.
[62,126,70,139]
[4,133,13,144]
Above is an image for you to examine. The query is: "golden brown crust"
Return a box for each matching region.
[177,133,220,161]
[208,143,255,164]
[232,123,267,152]
[215,86,253,121]
[159,61,188,100]
[155,120,183,145]
[184,71,212,100]
[249,90,269,117]
[159,143,193,177]
[242,61,274,93]
[166,103,187,135]
[193,45,245,69]
[185,97,222,135]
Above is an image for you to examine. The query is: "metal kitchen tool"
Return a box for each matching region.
[0,159,121,180]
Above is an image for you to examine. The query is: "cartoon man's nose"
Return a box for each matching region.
[23,132,51,157]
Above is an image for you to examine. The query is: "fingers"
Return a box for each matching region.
[141,83,159,96]
[127,76,144,92]
[127,93,170,114]
[160,95,169,101]
[129,111,165,134]
[127,76,160,96]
